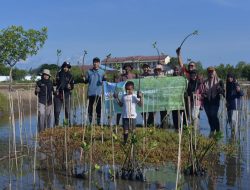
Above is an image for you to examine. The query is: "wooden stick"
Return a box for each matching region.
[175,113,184,190]
[33,91,39,186]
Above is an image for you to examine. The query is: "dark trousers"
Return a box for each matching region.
[54,95,71,126]
[227,109,233,124]
[160,111,168,128]
[116,113,121,125]
[141,112,154,126]
[204,104,220,132]
[172,110,186,129]
[88,95,101,125]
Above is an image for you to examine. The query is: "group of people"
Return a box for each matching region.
[35,50,244,142]
[35,61,74,132]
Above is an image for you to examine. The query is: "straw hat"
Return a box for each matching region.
[207,66,215,72]
[42,69,51,76]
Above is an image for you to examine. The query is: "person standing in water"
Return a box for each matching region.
[54,61,74,127]
[202,67,224,135]
[225,73,244,126]
[83,57,106,125]
[35,69,54,132]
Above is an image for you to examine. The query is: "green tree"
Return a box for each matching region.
[12,68,27,80]
[0,25,47,89]
[0,63,10,75]
[235,61,247,79]
[242,64,250,81]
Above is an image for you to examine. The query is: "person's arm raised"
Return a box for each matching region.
[176,47,184,69]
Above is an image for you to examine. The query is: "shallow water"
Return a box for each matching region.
[0,99,249,190]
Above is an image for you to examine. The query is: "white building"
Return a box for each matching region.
[0,76,10,82]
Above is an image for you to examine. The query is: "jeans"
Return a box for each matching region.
[38,103,53,132]
[204,103,220,132]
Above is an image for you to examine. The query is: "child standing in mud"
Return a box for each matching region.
[113,81,143,144]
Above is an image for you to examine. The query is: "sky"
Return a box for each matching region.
[0,0,250,69]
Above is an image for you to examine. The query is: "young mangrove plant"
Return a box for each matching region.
[183,129,223,176]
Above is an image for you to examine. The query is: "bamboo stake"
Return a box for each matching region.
[10,93,18,170]
[247,95,249,174]
[80,86,84,129]
[17,91,23,151]
[101,93,104,143]
[63,91,69,185]
[8,93,13,189]
[88,97,97,189]
[33,91,39,187]
[152,94,155,128]
[193,94,198,150]
[29,85,32,137]
[75,86,82,126]
[110,95,116,186]
[175,112,184,190]
[142,93,146,153]
[83,98,89,142]
[20,93,30,157]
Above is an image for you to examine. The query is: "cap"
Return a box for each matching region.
[61,61,71,69]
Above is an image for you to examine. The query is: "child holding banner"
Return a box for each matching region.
[113,81,143,144]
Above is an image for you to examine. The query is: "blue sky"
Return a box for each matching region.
[1,0,250,69]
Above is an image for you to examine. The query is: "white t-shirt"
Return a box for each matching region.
[121,94,140,119]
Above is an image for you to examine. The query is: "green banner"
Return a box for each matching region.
[103,76,187,113]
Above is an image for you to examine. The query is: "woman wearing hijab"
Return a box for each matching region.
[226,73,244,125]
[202,67,225,134]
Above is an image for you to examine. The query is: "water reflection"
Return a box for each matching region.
[0,100,249,190]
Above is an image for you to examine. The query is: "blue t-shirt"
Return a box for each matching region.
[86,69,105,96]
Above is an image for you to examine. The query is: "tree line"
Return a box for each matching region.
[1,60,249,83]
[1,25,249,84]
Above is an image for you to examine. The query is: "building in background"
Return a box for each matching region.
[101,55,171,73]
[0,76,10,82]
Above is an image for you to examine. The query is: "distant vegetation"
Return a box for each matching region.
[0,63,27,81]
[169,57,250,81]
[1,59,250,83]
